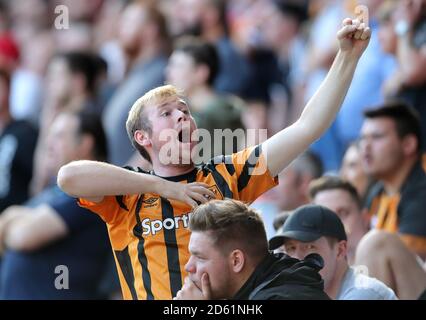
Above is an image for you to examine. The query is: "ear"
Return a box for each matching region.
[229,249,246,273]
[337,240,348,260]
[134,129,151,148]
[299,173,312,194]
[402,134,418,157]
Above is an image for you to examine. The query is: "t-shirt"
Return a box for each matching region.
[336,267,397,300]
[0,186,112,299]
[79,145,278,300]
[367,162,426,257]
[0,120,37,212]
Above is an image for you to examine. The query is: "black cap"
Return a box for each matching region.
[269,205,347,250]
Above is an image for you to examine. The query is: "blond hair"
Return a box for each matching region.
[126,85,185,162]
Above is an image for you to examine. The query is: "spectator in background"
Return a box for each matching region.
[335,0,398,160]
[252,151,323,239]
[270,204,397,300]
[31,51,107,196]
[0,110,114,299]
[381,0,426,151]
[174,199,329,300]
[0,69,37,212]
[306,0,398,172]
[309,176,369,265]
[260,0,309,133]
[166,36,245,162]
[102,1,170,166]
[361,103,426,259]
[170,0,251,96]
[340,141,375,206]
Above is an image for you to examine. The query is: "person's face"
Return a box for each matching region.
[141,96,198,166]
[46,57,72,101]
[119,4,146,55]
[185,231,233,299]
[281,237,341,287]
[166,51,200,93]
[261,9,298,51]
[359,118,405,178]
[46,113,82,173]
[340,145,369,198]
[378,20,397,54]
[313,189,364,246]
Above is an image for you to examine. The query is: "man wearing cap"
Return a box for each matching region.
[270,204,397,300]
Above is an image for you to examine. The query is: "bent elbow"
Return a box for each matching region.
[57,163,79,196]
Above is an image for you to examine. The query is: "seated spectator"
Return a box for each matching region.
[360,102,426,259]
[102,1,169,166]
[340,141,375,206]
[170,0,251,96]
[0,69,37,212]
[166,36,245,162]
[32,51,107,196]
[0,111,115,299]
[269,204,397,300]
[309,176,369,265]
[356,229,426,300]
[380,0,426,149]
[174,199,329,300]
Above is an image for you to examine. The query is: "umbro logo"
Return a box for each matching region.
[143,197,159,207]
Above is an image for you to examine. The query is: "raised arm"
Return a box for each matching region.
[58,160,215,207]
[264,18,371,177]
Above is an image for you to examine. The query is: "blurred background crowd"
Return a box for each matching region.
[0,0,425,300]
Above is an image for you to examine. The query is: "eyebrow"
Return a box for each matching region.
[189,249,202,257]
[158,99,188,109]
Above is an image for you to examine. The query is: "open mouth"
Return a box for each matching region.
[178,129,191,143]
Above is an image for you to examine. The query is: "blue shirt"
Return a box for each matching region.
[0,186,112,299]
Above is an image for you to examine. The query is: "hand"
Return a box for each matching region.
[174,274,212,300]
[163,181,216,208]
[337,17,371,59]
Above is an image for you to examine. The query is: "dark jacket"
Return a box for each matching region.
[232,252,330,300]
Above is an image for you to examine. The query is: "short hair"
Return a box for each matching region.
[55,52,106,95]
[126,85,185,162]
[364,101,422,153]
[289,151,323,179]
[75,110,108,162]
[175,37,219,86]
[309,176,362,209]
[189,199,268,262]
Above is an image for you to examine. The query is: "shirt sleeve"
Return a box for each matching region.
[78,195,130,225]
[230,144,278,203]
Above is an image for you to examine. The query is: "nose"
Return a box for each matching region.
[185,256,195,274]
[293,247,306,261]
[176,110,189,123]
